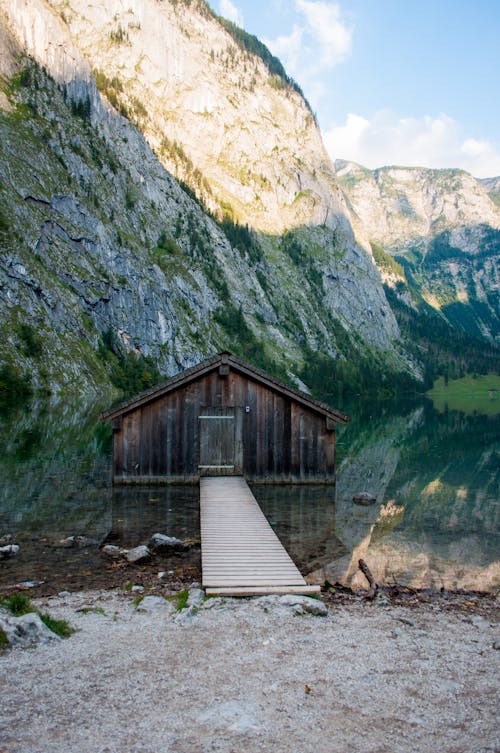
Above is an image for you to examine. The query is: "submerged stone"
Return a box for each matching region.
[149,533,188,553]
[102,544,128,558]
[126,545,151,564]
[0,544,20,560]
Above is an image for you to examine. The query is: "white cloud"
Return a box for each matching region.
[218,0,244,26]
[264,1,352,106]
[323,110,500,178]
[295,0,351,69]
[266,25,303,76]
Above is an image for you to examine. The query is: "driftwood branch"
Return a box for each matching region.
[358,559,378,598]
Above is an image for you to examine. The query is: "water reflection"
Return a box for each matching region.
[0,397,498,592]
[251,485,348,573]
[0,400,112,542]
[325,401,500,591]
[109,487,199,547]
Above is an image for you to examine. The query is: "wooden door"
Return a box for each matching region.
[199,407,242,475]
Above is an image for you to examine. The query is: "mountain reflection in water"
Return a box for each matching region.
[0,397,498,592]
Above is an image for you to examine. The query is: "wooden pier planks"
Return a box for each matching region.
[200,476,320,596]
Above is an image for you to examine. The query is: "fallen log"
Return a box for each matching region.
[358,559,378,598]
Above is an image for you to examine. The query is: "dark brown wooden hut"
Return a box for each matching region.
[101,352,349,484]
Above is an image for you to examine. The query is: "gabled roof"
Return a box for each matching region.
[101,351,350,424]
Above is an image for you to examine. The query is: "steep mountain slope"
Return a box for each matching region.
[0,0,411,405]
[47,0,347,236]
[335,160,500,343]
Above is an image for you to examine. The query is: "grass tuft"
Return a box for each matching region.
[0,627,9,650]
[0,592,33,616]
[166,588,190,612]
[39,613,74,638]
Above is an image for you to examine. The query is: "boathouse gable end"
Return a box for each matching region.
[101,353,349,484]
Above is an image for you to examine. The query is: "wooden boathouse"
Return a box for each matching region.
[101,352,349,485]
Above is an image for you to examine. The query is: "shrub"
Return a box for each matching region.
[0,363,33,413]
[70,95,91,121]
[109,25,129,44]
[370,242,405,278]
[16,322,43,358]
[97,328,163,398]
[219,217,262,263]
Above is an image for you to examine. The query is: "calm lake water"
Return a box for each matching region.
[0,395,498,592]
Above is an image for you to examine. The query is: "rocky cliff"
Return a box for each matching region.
[1,0,497,405]
[335,160,500,343]
[0,0,412,402]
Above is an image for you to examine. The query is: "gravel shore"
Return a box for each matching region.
[1,588,498,753]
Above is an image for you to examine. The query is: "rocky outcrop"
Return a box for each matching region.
[335,160,500,249]
[336,160,500,342]
[37,0,348,236]
[0,609,61,648]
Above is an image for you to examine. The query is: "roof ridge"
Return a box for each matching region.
[101,351,349,423]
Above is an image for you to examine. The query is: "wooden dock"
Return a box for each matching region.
[200,476,321,596]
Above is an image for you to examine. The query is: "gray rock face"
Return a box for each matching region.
[0,0,412,401]
[0,612,61,648]
[149,533,188,553]
[126,545,151,564]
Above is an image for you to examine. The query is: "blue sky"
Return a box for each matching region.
[209,0,500,177]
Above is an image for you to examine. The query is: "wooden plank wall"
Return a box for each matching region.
[113,369,335,483]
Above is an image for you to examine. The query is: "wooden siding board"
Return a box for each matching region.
[183,384,197,479]
[139,406,151,478]
[126,411,141,477]
[282,400,291,479]
[113,426,123,479]
[166,403,175,476]
[151,403,160,476]
[306,413,316,479]
[273,395,283,479]
[175,391,184,477]
[245,381,257,477]
[265,390,273,479]
[157,398,168,476]
[257,384,266,478]
[234,407,243,474]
